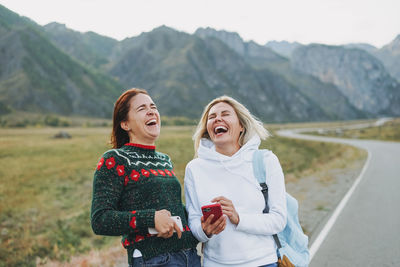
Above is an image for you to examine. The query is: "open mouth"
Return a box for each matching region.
[146,119,157,126]
[214,126,228,135]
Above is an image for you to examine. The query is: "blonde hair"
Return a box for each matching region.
[193,95,270,156]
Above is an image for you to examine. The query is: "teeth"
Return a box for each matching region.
[214,126,228,134]
[146,119,157,125]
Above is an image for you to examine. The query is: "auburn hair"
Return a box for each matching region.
[111,88,149,148]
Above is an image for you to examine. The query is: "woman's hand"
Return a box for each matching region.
[154,210,182,239]
[212,196,240,225]
[201,213,226,237]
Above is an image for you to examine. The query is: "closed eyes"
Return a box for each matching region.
[136,104,157,112]
[208,111,231,120]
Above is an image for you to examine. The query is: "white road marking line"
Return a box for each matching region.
[309,147,372,261]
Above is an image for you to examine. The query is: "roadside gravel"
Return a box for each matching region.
[286,158,366,243]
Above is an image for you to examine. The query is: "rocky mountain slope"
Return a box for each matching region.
[194,28,364,120]
[374,35,400,82]
[265,40,302,58]
[0,5,123,117]
[107,26,329,121]
[43,22,118,69]
[1,4,398,121]
[291,44,400,116]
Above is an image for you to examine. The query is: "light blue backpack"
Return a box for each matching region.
[253,150,309,267]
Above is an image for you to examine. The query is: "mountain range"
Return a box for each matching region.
[0,5,123,118]
[291,44,400,116]
[1,4,399,122]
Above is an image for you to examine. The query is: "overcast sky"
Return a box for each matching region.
[1,0,399,48]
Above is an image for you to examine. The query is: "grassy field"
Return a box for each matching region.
[303,117,400,142]
[0,125,366,266]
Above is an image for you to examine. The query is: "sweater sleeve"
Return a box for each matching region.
[184,165,211,243]
[90,152,155,236]
[235,152,287,235]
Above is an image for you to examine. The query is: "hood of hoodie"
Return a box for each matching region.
[198,134,261,161]
[197,135,262,186]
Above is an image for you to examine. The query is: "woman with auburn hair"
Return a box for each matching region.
[184,96,287,267]
[91,88,200,267]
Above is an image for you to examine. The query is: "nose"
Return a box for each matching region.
[214,114,222,122]
[147,108,155,116]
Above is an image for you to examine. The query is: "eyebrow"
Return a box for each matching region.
[135,103,156,110]
[135,104,146,110]
[208,110,231,117]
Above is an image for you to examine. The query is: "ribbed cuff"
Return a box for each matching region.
[135,209,156,230]
[197,225,212,242]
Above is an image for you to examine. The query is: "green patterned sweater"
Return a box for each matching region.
[90,143,198,264]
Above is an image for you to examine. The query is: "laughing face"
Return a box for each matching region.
[206,102,243,155]
[121,93,161,145]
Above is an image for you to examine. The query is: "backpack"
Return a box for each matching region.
[252,149,309,267]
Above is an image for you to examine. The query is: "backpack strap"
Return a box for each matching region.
[252,150,269,213]
[252,149,282,249]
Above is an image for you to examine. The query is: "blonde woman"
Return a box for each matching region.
[184,96,287,267]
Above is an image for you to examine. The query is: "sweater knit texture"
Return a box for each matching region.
[91,143,198,264]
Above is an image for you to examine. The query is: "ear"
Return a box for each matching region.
[120,121,130,131]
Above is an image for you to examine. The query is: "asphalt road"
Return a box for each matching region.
[277,127,400,267]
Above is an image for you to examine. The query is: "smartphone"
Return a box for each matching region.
[201,203,223,224]
[148,216,183,235]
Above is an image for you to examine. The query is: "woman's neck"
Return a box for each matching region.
[129,136,156,146]
[215,143,241,157]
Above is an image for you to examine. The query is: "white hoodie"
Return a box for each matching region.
[184,135,287,267]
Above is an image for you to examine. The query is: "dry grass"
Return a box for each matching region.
[303,117,400,142]
[0,124,367,266]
